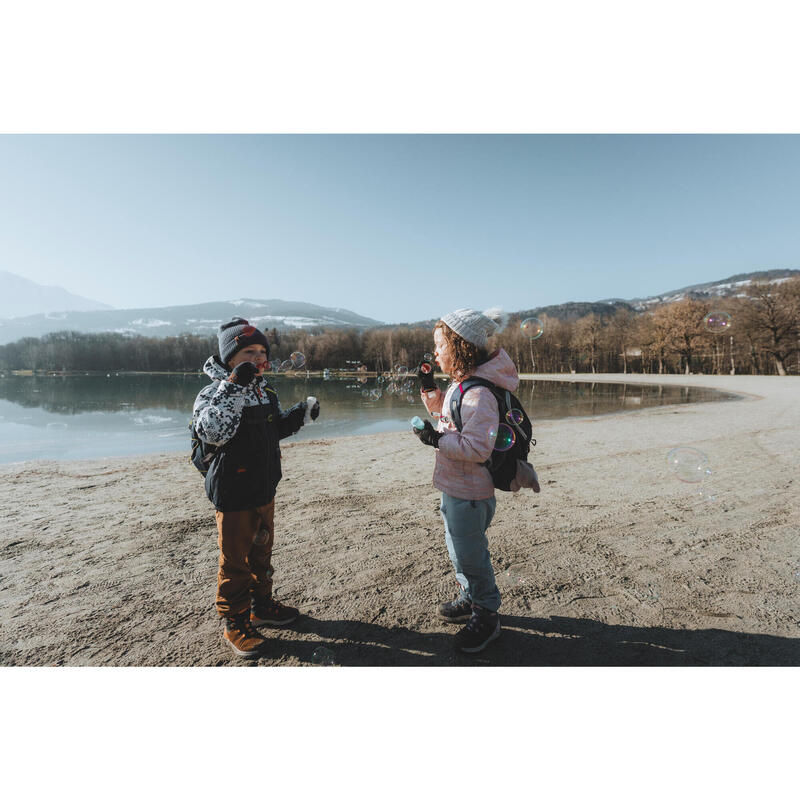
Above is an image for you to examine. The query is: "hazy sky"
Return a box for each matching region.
[1,134,799,324]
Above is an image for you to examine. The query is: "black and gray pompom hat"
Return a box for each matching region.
[217,317,270,365]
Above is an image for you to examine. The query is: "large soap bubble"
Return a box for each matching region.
[666,447,711,483]
[520,317,544,340]
[489,423,516,452]
[703,311,732,334]
[290,351,306,368]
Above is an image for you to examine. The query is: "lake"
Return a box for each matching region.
[0,373,739,463]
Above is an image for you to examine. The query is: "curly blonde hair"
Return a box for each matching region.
[435,321,489,380]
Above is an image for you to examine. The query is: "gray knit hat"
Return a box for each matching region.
[218,318,270,365]
[440,307,507,348]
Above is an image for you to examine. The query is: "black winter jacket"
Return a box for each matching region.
[192,356,306,511]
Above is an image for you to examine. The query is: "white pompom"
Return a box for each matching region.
[482,307,508,333]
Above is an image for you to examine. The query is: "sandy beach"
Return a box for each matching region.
[1,373,798,667]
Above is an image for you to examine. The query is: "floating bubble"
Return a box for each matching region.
[270,359,281,372]
[420,362,433,374]
[666,447,710,483]
[376,375,385,384]
[520,317,544,340]
[423,352,433,361]
[361,389,369,398]
[312,646,335,666]
[290,351,306,369]
[278,359,292,371]
[407,396,415,404]
[370,388,383,400]
[506,408,524,426]
[394,365,408,375]
[703,311,732,334]
[490,423,516,452]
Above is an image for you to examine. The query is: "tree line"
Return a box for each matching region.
[1,279,798,376]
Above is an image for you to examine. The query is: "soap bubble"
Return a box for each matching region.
[423,352,434,361]
[270,359,281,372]
[666,447,710,483]
[703,311,732,334]
[370,388,383,400]
[361,389,369,398]
[377,375,385,384]
[407,396,415,404]
[490,423,516,452]
[279,360,293,371]
[290,351,306,368]
[312,646,335,666]
[394,365,408,375]
[506,408,524,426]
[420,362,433,374]
[520,317,544,340]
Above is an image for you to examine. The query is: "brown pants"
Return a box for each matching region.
[215,500,275,618]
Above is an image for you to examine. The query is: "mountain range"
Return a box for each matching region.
[0,268,797,345]
[0,270,112,318]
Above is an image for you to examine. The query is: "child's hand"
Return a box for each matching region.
[412,419,442,448]
[417,361,437,391]
[229,362,259,385]
[304,396,320,424]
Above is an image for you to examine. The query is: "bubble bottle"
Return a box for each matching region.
[410,416,426,431]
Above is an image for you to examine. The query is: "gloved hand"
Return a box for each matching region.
[229,362,259,386]
[304,396,320,423]
[289,402,307,429]
[412,419,442,448]
[417,361,437,392]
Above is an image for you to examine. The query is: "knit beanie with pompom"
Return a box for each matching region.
[440,307,508,348]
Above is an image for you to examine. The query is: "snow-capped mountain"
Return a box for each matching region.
[0,298,383,345]
[513,269,800,322]
[618,269,800,311]
[0,271,113,318]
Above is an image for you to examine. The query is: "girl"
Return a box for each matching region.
[413,307,519,654]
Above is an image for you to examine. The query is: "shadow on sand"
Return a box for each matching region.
[253,613,800,667]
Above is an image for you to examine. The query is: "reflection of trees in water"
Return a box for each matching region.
[0,375,737,417]
[0,375,209,414]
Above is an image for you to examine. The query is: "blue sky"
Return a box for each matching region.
[1,134,798,324]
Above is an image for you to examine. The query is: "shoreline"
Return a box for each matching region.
[1,373,798,666]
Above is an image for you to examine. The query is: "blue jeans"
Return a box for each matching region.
[440,492,500,613]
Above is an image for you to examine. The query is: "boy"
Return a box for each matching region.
[193,318,320,658]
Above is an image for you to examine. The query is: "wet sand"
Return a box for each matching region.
[1,373,798,666]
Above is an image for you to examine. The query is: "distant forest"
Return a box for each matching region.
[1,278,799,376]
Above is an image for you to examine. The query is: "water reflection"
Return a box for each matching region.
[0,374,739,463]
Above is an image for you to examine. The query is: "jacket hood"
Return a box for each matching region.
[203,355,231,382]
[471,348,519,392]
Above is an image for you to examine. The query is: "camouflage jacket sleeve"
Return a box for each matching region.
[192,380,247,445]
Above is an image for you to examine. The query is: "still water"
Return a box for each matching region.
[0,373,739,463]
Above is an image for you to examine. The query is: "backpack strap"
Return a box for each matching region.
[449,377,498,432]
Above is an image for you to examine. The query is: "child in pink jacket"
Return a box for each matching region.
[412,307,516,654]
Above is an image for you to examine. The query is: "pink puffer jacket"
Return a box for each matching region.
[421,348,519,500]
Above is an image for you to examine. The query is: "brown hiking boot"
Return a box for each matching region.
[251,597,299,627]
[223,612,267,658]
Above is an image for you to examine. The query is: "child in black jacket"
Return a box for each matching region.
[193,318,319,657]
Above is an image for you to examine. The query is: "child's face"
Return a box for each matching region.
[433,327,453,375]
[228,345,268,373]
